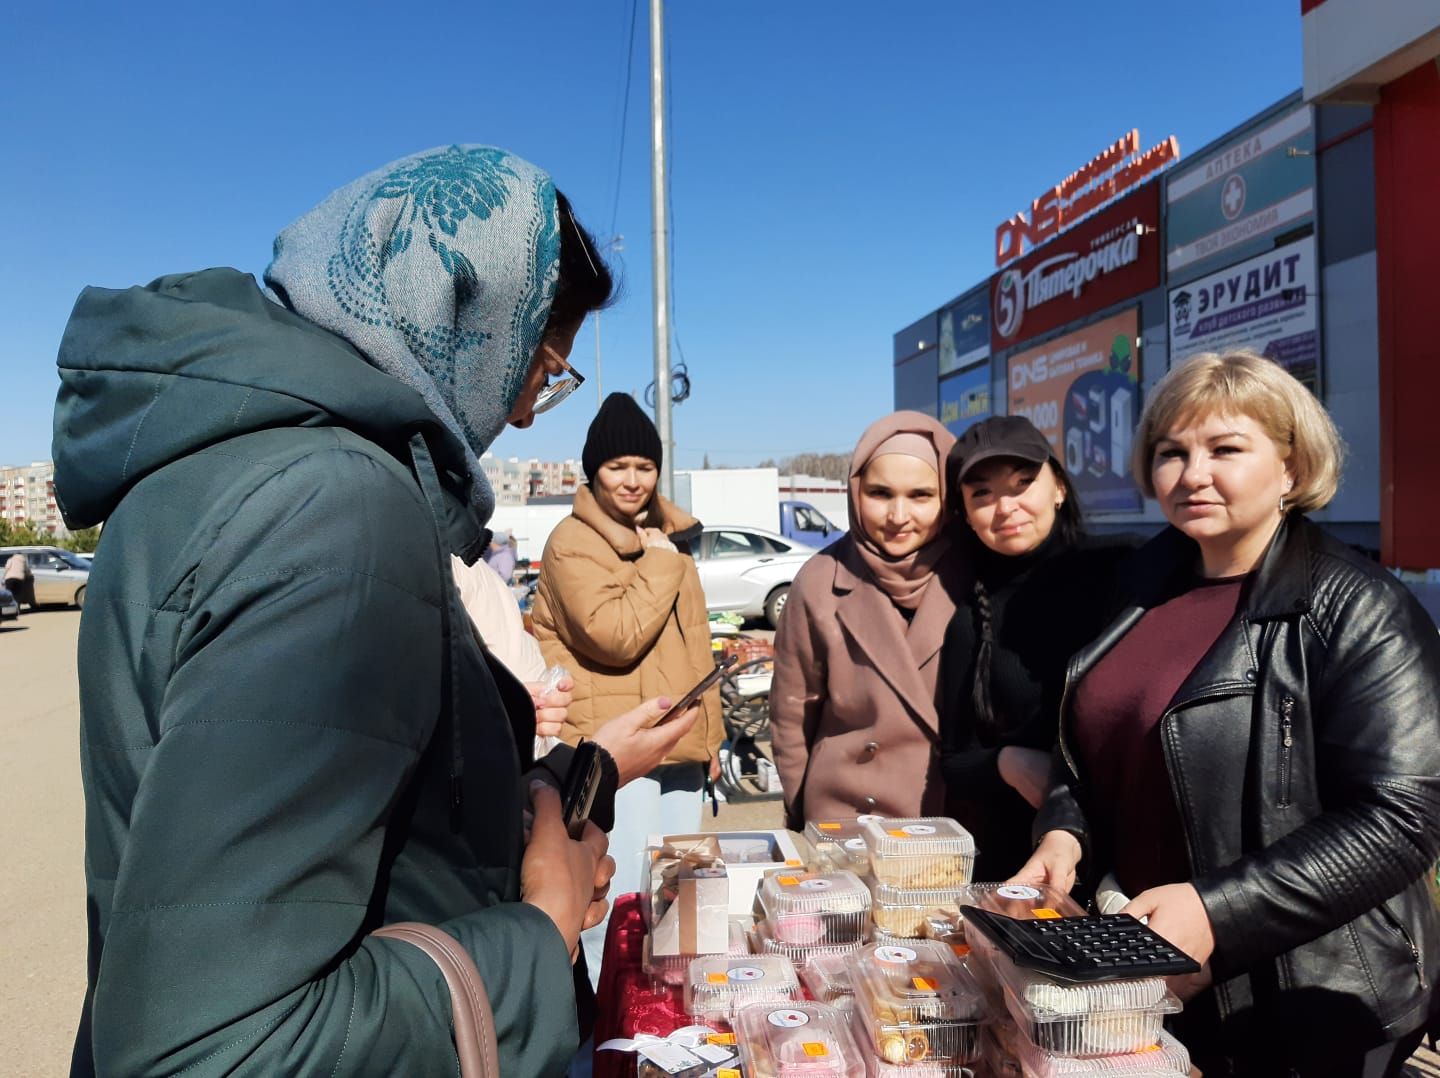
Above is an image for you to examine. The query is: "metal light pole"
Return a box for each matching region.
[649,0,674,499]
[592,236,622,408]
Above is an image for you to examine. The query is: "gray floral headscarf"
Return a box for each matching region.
[264,145,560,520]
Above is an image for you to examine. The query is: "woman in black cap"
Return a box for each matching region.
[531,392,724,984]
[938,415,1135,880]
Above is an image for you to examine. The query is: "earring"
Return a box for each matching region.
[1279,493,1287,514]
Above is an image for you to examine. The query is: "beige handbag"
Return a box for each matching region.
[372,923,499,1077]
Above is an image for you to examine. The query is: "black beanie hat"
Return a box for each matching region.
[583,393,663,481]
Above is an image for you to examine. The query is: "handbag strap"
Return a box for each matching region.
[372,922,499,1077]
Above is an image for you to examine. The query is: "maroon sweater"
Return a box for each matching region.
[1071,575,1248,896]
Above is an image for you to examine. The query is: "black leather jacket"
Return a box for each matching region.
[1038,515,1440,1062]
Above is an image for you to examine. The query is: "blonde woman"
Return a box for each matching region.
[1017,352,1440,1076]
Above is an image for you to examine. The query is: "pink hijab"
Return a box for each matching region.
[846,411,957,611]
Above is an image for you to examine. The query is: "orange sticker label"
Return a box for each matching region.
[785,859,803,867]
[718,1070,742,1078]
[802,1042,829,1058]
[1139,1043,1161,1054]
[950,943,971,957]
[708,1033,738,1046]
[912,977,938,992]
[707,972,729,985]
[1032,908,1062,919]
[887,829,911,839]
[777,876,800,887]
[818,822,841,831]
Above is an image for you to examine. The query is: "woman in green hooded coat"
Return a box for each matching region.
[56,146,618,1077]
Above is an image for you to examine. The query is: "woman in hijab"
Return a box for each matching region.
[56,145,619,1076]
[771,412,961,829]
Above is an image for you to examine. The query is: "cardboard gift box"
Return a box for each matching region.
[648,836,732,956]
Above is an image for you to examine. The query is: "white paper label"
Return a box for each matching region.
[767,1008,811,1028]
[844,837,867,851]
[875,945,919,964]
[727,965,766,983]
[857,813,883,824]
[996,884,1042,900]
[693,1044,735,1063]
[636,1043,705,1072]
[798,878,833,891]
[901,824,937,836]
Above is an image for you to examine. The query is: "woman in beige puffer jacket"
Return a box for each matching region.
[531,392,723,985]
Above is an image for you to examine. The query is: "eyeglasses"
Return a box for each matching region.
[532,343,586,414]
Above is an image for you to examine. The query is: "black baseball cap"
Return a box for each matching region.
[949,415,1054,485]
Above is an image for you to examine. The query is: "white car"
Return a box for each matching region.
[694,525,818,628]
[0,545,91,608]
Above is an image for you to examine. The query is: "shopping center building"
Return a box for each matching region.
[894,3,1439,593]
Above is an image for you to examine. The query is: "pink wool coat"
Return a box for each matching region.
[770,536,960,829]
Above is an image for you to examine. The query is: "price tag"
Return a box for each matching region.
[777,876,800,887]
[1032,908,1062,920]
[717,1070,742,1078]
[784,859,803,867]
[707,972,729,985]
[707,1033,737,1046]
[802,1042,830,1057]
[912,977,938,992]
[817,822,841,831]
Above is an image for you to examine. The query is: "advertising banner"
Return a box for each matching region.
[1166,104,1315,275]
[1007,309,1142,513]
[939,362,991,437]
[938,288,990,376]
[1168,236,1319,387]
[991,184,1160,352]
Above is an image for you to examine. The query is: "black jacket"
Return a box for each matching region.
[938,534,1135,879]
[1038,515,1440,1068]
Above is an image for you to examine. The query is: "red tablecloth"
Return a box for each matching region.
[591,892,700,1078]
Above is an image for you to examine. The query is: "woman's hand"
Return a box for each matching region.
[709,756,721,783]
[1121,883,1216,966]
[590,696,702,786]
[636,527,676,552]
[521,783,614,960]
[1010,830,1082,894]
[996,746,1052,809]
[527,675,573,739]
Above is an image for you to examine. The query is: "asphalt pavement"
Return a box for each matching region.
[0,608,86,1075]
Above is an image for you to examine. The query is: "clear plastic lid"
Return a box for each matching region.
[800,951,855,1007]
[760,869,871,917]
[848,941,986,1066]
[683,955,802,1021]
[733,1001,866,1078]
[804,815,883,846]
[869,880,971,939]
[862,817,976,888]
[969,882,1086,920]
[999,975,1179,1058]
[753,920,867,968]
[806,817,881,875]
[1012,1028,1191,1075]
[982,932,1178,1021]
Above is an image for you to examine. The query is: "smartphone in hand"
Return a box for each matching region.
[560,741,603,839]
[656,653,737,725]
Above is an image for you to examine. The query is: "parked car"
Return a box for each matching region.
[0,545,91,608]
[778,500,845,545]
[0,584,18,622]
[693,525,817,628]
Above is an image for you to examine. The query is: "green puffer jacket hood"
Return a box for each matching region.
[53,267,487,562]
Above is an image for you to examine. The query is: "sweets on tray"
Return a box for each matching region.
[753,919,866,968]
[683,954,803,1022]
[759,869,871,946]
[733,1000,866,1078]
[869,879,971,939]
[861,817,976,889]
[848,940,985,1067]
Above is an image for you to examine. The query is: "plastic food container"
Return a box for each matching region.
[800,951,856,1010]
[869,879,972,938]
[862,817,976,889]
[996,965,1180,1058]
[734,1000,866,1078]
[1012,1028,1192,1075]
[684,954,802,1021]
[804,816,882,874]
[848,940,986,1067]
[635,1036,742,1078]
[964,884,1087,1001]
[759,869,872,946]
[643,919,752,986]
[754,919,866,968]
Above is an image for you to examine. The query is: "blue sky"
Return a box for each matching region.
[0,1,1301,471]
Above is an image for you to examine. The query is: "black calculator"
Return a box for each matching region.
[960,906,1201,982]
